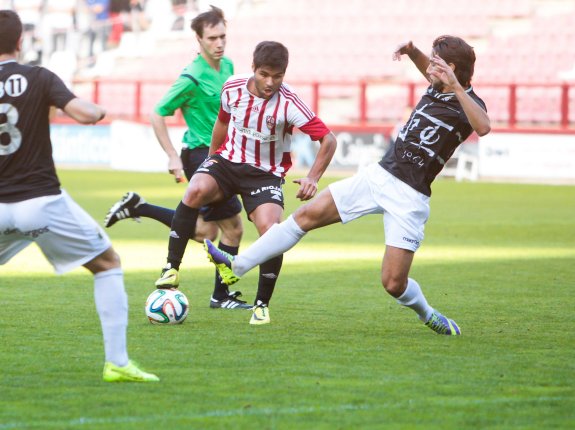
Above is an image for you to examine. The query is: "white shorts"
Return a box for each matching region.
[329,163,430,252]
[0,190,111,274]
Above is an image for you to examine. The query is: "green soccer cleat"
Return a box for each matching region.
[249,302,270,325]
[155,266,180,289]
[425,310,461,335]
[203,239,240,286]
[103,360,160,382]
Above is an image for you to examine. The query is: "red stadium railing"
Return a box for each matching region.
[62,79,575,135]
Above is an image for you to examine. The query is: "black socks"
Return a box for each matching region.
[167,202,199,270]
[255,255,283,305]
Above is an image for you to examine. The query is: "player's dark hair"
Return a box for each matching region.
[432,35,476,87]
[253,41,289,72]
[191,5,226,37]
[0,10,22,55]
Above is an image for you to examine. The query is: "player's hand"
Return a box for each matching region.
[173,174,186,183]
[167,155,184,183]
[293,177,318,201]
[429,54,460,91]
[392,41,415,61]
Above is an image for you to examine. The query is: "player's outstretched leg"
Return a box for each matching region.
[103,360,160,382]
[425,310,461,335]
[203,239,240,285]
[104,191,146,227]
[249,300,270,325]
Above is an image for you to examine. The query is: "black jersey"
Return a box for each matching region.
[379,85,486,196]
[0,61,76,203]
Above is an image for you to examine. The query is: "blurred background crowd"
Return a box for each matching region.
[1,0,574,129]
[0,1,209,73]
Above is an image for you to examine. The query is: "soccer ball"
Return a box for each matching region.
[145,289,189,324]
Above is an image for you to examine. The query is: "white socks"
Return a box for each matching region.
[396,278,433,322]
[233,215,307,276]
[94,268,129,367]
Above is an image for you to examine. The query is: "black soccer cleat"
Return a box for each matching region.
[104,191,145,228]
[209,291,253,310]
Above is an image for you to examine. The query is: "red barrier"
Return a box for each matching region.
[60,79,575,134]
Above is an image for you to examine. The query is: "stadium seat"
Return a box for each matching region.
[88,0,574,128]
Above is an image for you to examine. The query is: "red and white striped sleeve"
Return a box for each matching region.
[281,84,330,141]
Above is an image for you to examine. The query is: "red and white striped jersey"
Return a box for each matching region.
[216,73,331,177]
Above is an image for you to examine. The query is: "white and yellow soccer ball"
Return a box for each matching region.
[145,289,189,324]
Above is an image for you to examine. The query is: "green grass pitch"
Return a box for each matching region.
[1,169,574,429]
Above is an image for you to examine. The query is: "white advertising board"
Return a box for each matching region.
[108,121,187,172]
[479,133,575,181]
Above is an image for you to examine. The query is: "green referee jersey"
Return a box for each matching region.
[154,54,234,149]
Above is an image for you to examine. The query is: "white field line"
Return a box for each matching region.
[0,397,570,429]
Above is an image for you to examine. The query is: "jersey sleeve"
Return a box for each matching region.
[298,116,331,141]
[282,85,330,141]
[219,81,232,115]
[218,105,231,123]
[154,74,197,116]
[44,69,76,109]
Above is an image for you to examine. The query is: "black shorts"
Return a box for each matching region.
[181,147,242,222]
[196,154,285,216]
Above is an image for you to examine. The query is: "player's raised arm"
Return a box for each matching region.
[393,40,431,82]
[429,54,491,136]
[62,97,106,124]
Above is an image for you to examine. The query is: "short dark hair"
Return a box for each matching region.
[191,5,225,37]
[432,35,476,87]
[253,41,289,72]
[0,10,22,55]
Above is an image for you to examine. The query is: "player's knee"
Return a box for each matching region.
[193,222,218,242]
[192,230,218,243]
[256,220,278,235]
[226,218,243,241]
[182,189,200,207]
[381,273,406,298]
[214,215,243,246]
[85,247,121,274]
[292,208,314,231]
[182,183,208,207]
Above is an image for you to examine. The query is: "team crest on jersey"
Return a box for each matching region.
[265,115,276,130]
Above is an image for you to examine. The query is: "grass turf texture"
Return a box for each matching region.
[1,169,574,429]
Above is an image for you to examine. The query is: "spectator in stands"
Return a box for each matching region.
[13,0,43,65]
[104,6,250,310]
[204,35,490,335]
[85,0,111,62]
[128,0,148,33]
[39,0,76,63]
[108,0,130,47]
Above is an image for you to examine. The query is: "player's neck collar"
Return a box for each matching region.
[200,53,221,71]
